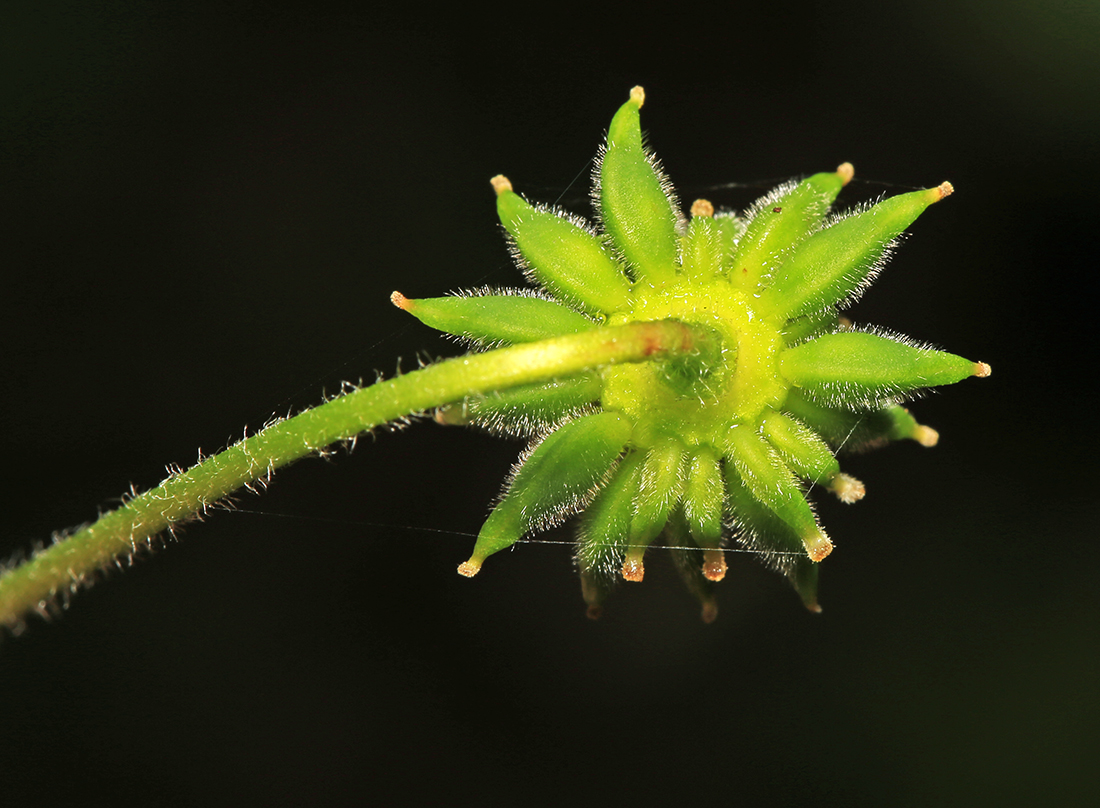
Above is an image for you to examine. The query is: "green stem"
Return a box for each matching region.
[0,320,714,631]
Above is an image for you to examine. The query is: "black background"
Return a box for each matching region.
[3,2,1096,805]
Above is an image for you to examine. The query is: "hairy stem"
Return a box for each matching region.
[0,320,714,631]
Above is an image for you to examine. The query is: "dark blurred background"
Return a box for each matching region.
[2,2,1096,805]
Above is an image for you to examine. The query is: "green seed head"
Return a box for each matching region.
[395,86,990,619]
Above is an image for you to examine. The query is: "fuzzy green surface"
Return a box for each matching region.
[436,86,988,615]
[603,279,788,450]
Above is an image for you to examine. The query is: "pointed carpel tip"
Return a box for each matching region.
[457,559,482,578]
[621,555,645,583]
[974,361,992,378]
[805,599,823,614]
[435,405,471,427]
[831,473,866,504]
[690,198,715,218]
[629,85,645,108]
[805,531,833,563]
[390,290,412,311]
[580,573,604,619]
[836,162,855,186]
[913,424,940,447]
[701,599,719,624]
[934,181,954,201]
[490,174,513,196]
[702,550,727,582]
[433,407,456,426]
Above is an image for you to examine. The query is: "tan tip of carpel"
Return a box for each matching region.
[836,162,855,186]
[621,555,645,582]
[936,181,954,200]
[974,361,992,378]
[490,174,512,195]
[434,405,469,427]
[390,290,412,311]
[457,559,482,578]
[913,425,940,447]
[832,473,866,504]
[629,85,646,107]
[804,599,823,614]
[690,198,715,218]
[806,531,834,563]
[701,599,719,624]
[702,550,727,582]
[586,604,603,621]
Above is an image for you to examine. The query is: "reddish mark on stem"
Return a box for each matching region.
[643,323,693,357]
[772,206,783,213]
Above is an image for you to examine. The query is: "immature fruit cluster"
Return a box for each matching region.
[393,86,989,620]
